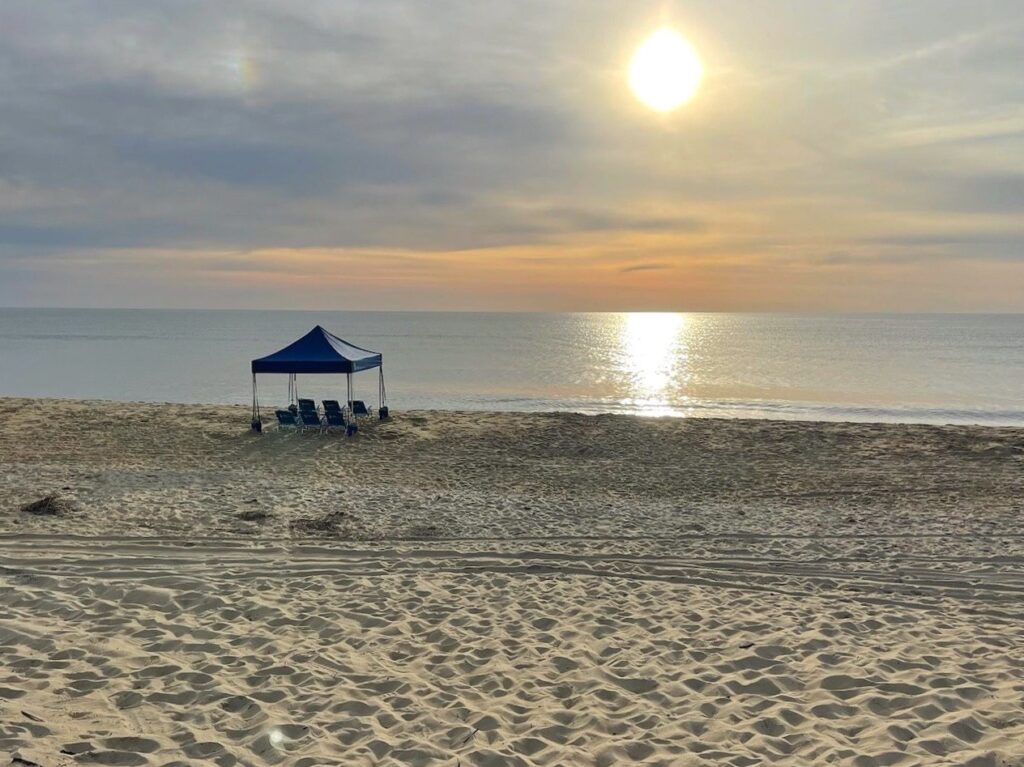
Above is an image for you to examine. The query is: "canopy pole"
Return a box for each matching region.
[250,374,262,432]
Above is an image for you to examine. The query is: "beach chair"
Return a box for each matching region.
[297,398,318,415]
[348,400,372,418]
[298,409,323,432]
[324,409,346,431]
[275,409,298,428]
[322,399,342,414]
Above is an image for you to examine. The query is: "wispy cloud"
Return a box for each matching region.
[619,263,671,273]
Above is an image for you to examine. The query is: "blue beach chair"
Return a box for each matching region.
[324,409,346,431]
[298,409,323,432]
[275,409,298,428]
[348,400,372,419]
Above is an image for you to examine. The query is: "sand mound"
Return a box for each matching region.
[236,508,271,523]
[19,495,75,516]
[289,509,367,537]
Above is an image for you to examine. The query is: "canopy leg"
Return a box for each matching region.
[378,365,389,419]
[250,374,262,433]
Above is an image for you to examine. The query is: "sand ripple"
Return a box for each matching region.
[1,540,1023,766]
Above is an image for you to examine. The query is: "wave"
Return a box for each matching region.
[465,395,1024,426]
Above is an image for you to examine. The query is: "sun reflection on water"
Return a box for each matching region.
[618,312,688,414]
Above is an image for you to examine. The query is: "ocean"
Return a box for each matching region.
[1,309,1022,425]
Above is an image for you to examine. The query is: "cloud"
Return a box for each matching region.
[619,263,671,273]
[0,0,1023,309]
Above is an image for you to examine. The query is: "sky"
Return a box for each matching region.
[1,0,1023,311]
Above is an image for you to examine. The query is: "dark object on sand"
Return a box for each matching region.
[20,495,74,516]
[250,418,262,433]
[290,510,357,535]
[379,406,390,420]
[237,508,270,522]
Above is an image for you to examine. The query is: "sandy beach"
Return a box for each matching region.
[1,398,1023,766]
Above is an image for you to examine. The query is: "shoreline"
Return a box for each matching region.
[3,395,1024,428]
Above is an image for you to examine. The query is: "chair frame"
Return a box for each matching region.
[348,400,373,418]
[275,409,298,429]
[298,409,323,432]
[323,409,347,431]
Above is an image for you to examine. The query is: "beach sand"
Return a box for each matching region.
[1,398,1023,766]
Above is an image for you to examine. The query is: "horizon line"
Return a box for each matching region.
[2,305,1023,317]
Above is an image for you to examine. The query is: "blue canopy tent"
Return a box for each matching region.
[250,326,386,429]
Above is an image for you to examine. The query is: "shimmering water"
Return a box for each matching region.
[1,309,1022,424]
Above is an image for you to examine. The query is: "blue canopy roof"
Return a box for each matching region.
[251,326,382,374]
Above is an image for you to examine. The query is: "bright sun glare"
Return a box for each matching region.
[622,312,684,401]
[629,28,703,112]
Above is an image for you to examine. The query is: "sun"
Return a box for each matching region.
[629,28,703,112]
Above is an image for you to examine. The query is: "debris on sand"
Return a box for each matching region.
[237,508,271,523]
[290,510,365,538]
[407,523,441,539]
[20,495,75,516]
